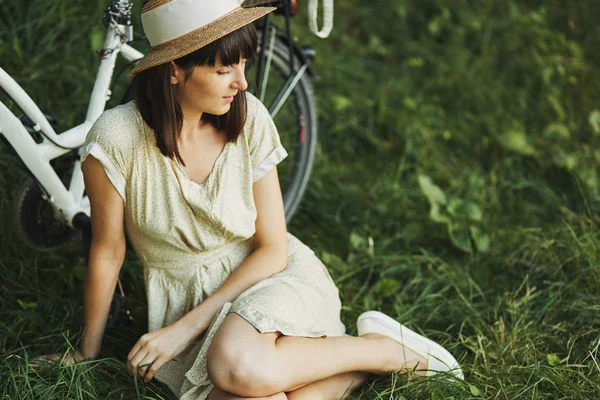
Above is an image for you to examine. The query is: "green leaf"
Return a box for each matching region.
[17,299,37,310]
[589,109,600,135]
[430,391,442,400]
[332,95,352,111]
[547,95,566,120]
[547,353,561,367]
[543,123,570,140]
[12,36,22,58]
[551,147,578,171]
[403,97,418,110]
[448,224,473,253]
[321,251,349,274]
[428,16,441,35]
[448,198,483,221]
[498,129,536,156]
[470,226,490,252]
[469,384,481,396]
[349,232,366,250]
[418,175,447,205]
[400,222,423,242]
[430,203,451,224]
[72,265,87,282]
[375,278,401,297]
[408,57,424,67]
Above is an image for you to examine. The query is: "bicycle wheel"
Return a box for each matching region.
[247,33,318,223]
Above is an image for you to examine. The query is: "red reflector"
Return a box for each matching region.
[291,0,298,15]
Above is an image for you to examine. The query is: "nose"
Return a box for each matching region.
[232,64,248,91]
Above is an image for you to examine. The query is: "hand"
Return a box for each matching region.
[30,350,86,367]
[127,321,197,382]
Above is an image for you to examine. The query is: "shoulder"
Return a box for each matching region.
[241,93,287,177]
[244,92,272,128]
[242,92,279,142]
[87,102,143,142]
[85,102,144,151]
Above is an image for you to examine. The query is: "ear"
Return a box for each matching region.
[170,61,181,85]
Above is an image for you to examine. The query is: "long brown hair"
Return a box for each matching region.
[132,23,258,165]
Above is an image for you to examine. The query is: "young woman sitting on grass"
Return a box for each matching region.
[39,1,463,398]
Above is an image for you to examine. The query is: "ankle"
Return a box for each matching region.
[359,333,398,374]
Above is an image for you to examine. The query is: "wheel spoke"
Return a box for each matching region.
[259,28,277,103]
[248,34,317,222]
[268,64,308,119]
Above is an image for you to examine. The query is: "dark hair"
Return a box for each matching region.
[132,23,258,165]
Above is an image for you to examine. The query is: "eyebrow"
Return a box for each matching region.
[216,58,247,67]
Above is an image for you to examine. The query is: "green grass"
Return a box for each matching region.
[1,0,600,398]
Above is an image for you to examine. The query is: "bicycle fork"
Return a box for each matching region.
[0,102,87,223]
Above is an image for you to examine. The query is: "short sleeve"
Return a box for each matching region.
[80,105,136,203]
[245,94,288,182]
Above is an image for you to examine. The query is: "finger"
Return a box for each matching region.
[29,353,60,367]
[65,352,80,365]
[127,335,152,376]
[127,334,149,363]
[136,354,157,380]
[143,356,168,383]
[71,350,84,362]
[128,331,155,362]
[128,348,149,377]
[35,353,59,361]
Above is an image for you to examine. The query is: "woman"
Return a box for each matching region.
[71,0,463,399]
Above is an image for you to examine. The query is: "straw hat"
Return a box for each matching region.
[129,0,275,77]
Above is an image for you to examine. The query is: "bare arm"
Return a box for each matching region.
[178,166,289,335]
[78,156,127,359]
[129,166,288,382]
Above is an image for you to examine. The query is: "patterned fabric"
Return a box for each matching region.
[81,93,346,398]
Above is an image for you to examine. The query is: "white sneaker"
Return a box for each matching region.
[357,311,464,379]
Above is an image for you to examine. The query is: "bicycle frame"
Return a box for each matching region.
[0,14,143,228]
[0,0,322,231]
[253,0,319,118]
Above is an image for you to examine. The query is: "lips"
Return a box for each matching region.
[223,93,237,103]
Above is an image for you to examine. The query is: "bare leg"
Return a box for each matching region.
[207,387,287,400]
[207,373,371,400]
[207,314,425,397]
[286,371,372,400]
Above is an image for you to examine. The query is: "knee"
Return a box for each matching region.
[207,338,280,397]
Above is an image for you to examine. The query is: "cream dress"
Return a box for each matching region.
[81,93,346,399]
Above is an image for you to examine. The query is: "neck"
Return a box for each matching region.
[178,101,208,142]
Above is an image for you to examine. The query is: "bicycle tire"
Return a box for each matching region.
[14,174,80,250]
[247,34,318,223]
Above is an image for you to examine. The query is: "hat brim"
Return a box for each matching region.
[129,6,275,77]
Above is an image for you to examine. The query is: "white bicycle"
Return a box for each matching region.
[1,0,334,252]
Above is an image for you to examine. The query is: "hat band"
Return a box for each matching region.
[142,0,242,46]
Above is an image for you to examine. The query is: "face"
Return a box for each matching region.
[171,56,248,116]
